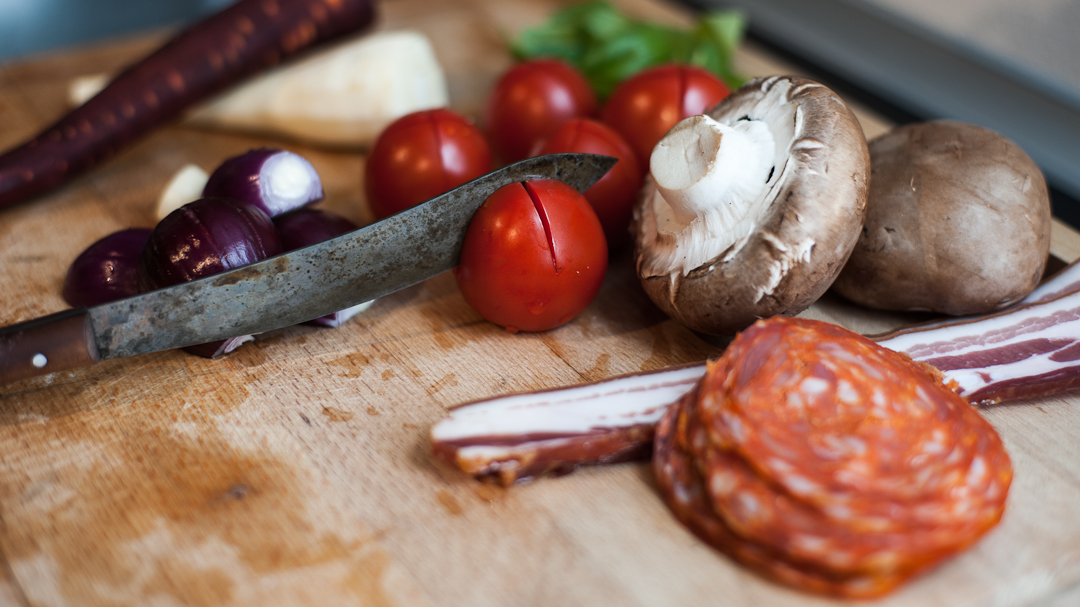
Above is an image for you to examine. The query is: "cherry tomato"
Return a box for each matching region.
[365,108,492,220]
[532,118,642,249]
[600,64,731,168]
[485,59,598,163]
[455,179,607,332]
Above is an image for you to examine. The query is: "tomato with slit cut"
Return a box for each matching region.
[532,118,642,249]
[455,179,607,332]
[601,64,731,168]
[364,108,492,220]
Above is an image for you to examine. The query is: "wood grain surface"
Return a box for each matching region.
[1,0,1078,605]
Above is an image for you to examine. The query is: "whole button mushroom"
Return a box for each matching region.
[832,121,1051,315]
[633,76,870,335]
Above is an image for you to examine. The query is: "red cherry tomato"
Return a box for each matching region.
[455,179,607,332]
[365,108,492,220]
[485,59,598,163]
[601,64,731,168]
[532,118,642,249]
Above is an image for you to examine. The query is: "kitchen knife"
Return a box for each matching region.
[0,153,617,386]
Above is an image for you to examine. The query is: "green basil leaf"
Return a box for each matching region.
[511,1,747,98]
[580,23,683,97]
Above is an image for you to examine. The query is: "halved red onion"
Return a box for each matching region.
[202,148,324,217]
[274,207,357,250]
[272,208,371,327]
[62,228,152,307]
[138,197,282,358]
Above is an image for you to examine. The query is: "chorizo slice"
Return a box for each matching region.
[655,381,909,597]
[654,317,1012,598]
[698,319,1010,531]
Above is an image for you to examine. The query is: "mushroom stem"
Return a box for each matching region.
[650,115,774,225]
[643,114,776,277]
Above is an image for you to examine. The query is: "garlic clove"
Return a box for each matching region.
[156,164,209,222]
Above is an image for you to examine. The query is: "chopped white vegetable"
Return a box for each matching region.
[70,30,448,149]
[67,73,110,107]
[156,164,209,221]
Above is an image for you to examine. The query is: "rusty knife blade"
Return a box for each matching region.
[79,152,615,359]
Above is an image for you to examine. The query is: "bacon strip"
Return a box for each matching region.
[1024,259,1080,304]
[431,364,703,484]
[432,258,1080,482]
[877,288,1080,404]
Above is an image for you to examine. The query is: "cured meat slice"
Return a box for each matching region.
[879,287,1080,404]
[431,257,1080,484]
[654,317,1012,598]
[1022,257,1080,305]
[430,364,703,485]
[654,386,909,597]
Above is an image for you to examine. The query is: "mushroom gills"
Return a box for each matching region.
[644,114,778,277]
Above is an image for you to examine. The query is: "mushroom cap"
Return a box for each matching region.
[632,76,870,335]
[831,120,1051,315]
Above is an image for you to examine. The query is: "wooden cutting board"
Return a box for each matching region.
[1,0,1078,605]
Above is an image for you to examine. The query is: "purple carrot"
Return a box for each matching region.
[0,0,376,210]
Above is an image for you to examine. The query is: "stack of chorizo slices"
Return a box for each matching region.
[653,317,1012,598]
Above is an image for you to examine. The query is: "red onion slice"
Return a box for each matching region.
[181,335,255,359]
[203,148,324,217]
[62,228,152,307]
[305,301,373,328]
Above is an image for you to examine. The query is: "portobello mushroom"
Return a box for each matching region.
[633,75,870,335]
[831,120,1051,315]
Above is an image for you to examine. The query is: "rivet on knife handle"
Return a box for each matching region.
[0,153,616,385]
[0,309,100,384]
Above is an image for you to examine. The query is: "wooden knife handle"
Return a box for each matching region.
[0,309,99,385]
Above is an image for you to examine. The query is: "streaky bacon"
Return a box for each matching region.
[1024,258,1080,304]
[877,287,1080,404]
[432,258,1080,482]
[431,364,704,484]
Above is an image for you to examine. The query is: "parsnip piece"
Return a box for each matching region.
[70,30,448,149]
[67,74,110,107]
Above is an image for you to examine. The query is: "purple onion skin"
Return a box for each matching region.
[273,208,358,251]
[138,197,281,291]
[273,208,359,327]
[62,228,153,308]
[182,336,253,359]
[203,148,324,217]
[138,197,282,358]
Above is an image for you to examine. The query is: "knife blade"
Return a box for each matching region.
[0,153,617,385]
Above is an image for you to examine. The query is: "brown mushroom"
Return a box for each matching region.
[633,75,870,335]
[831,120,1051,315]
